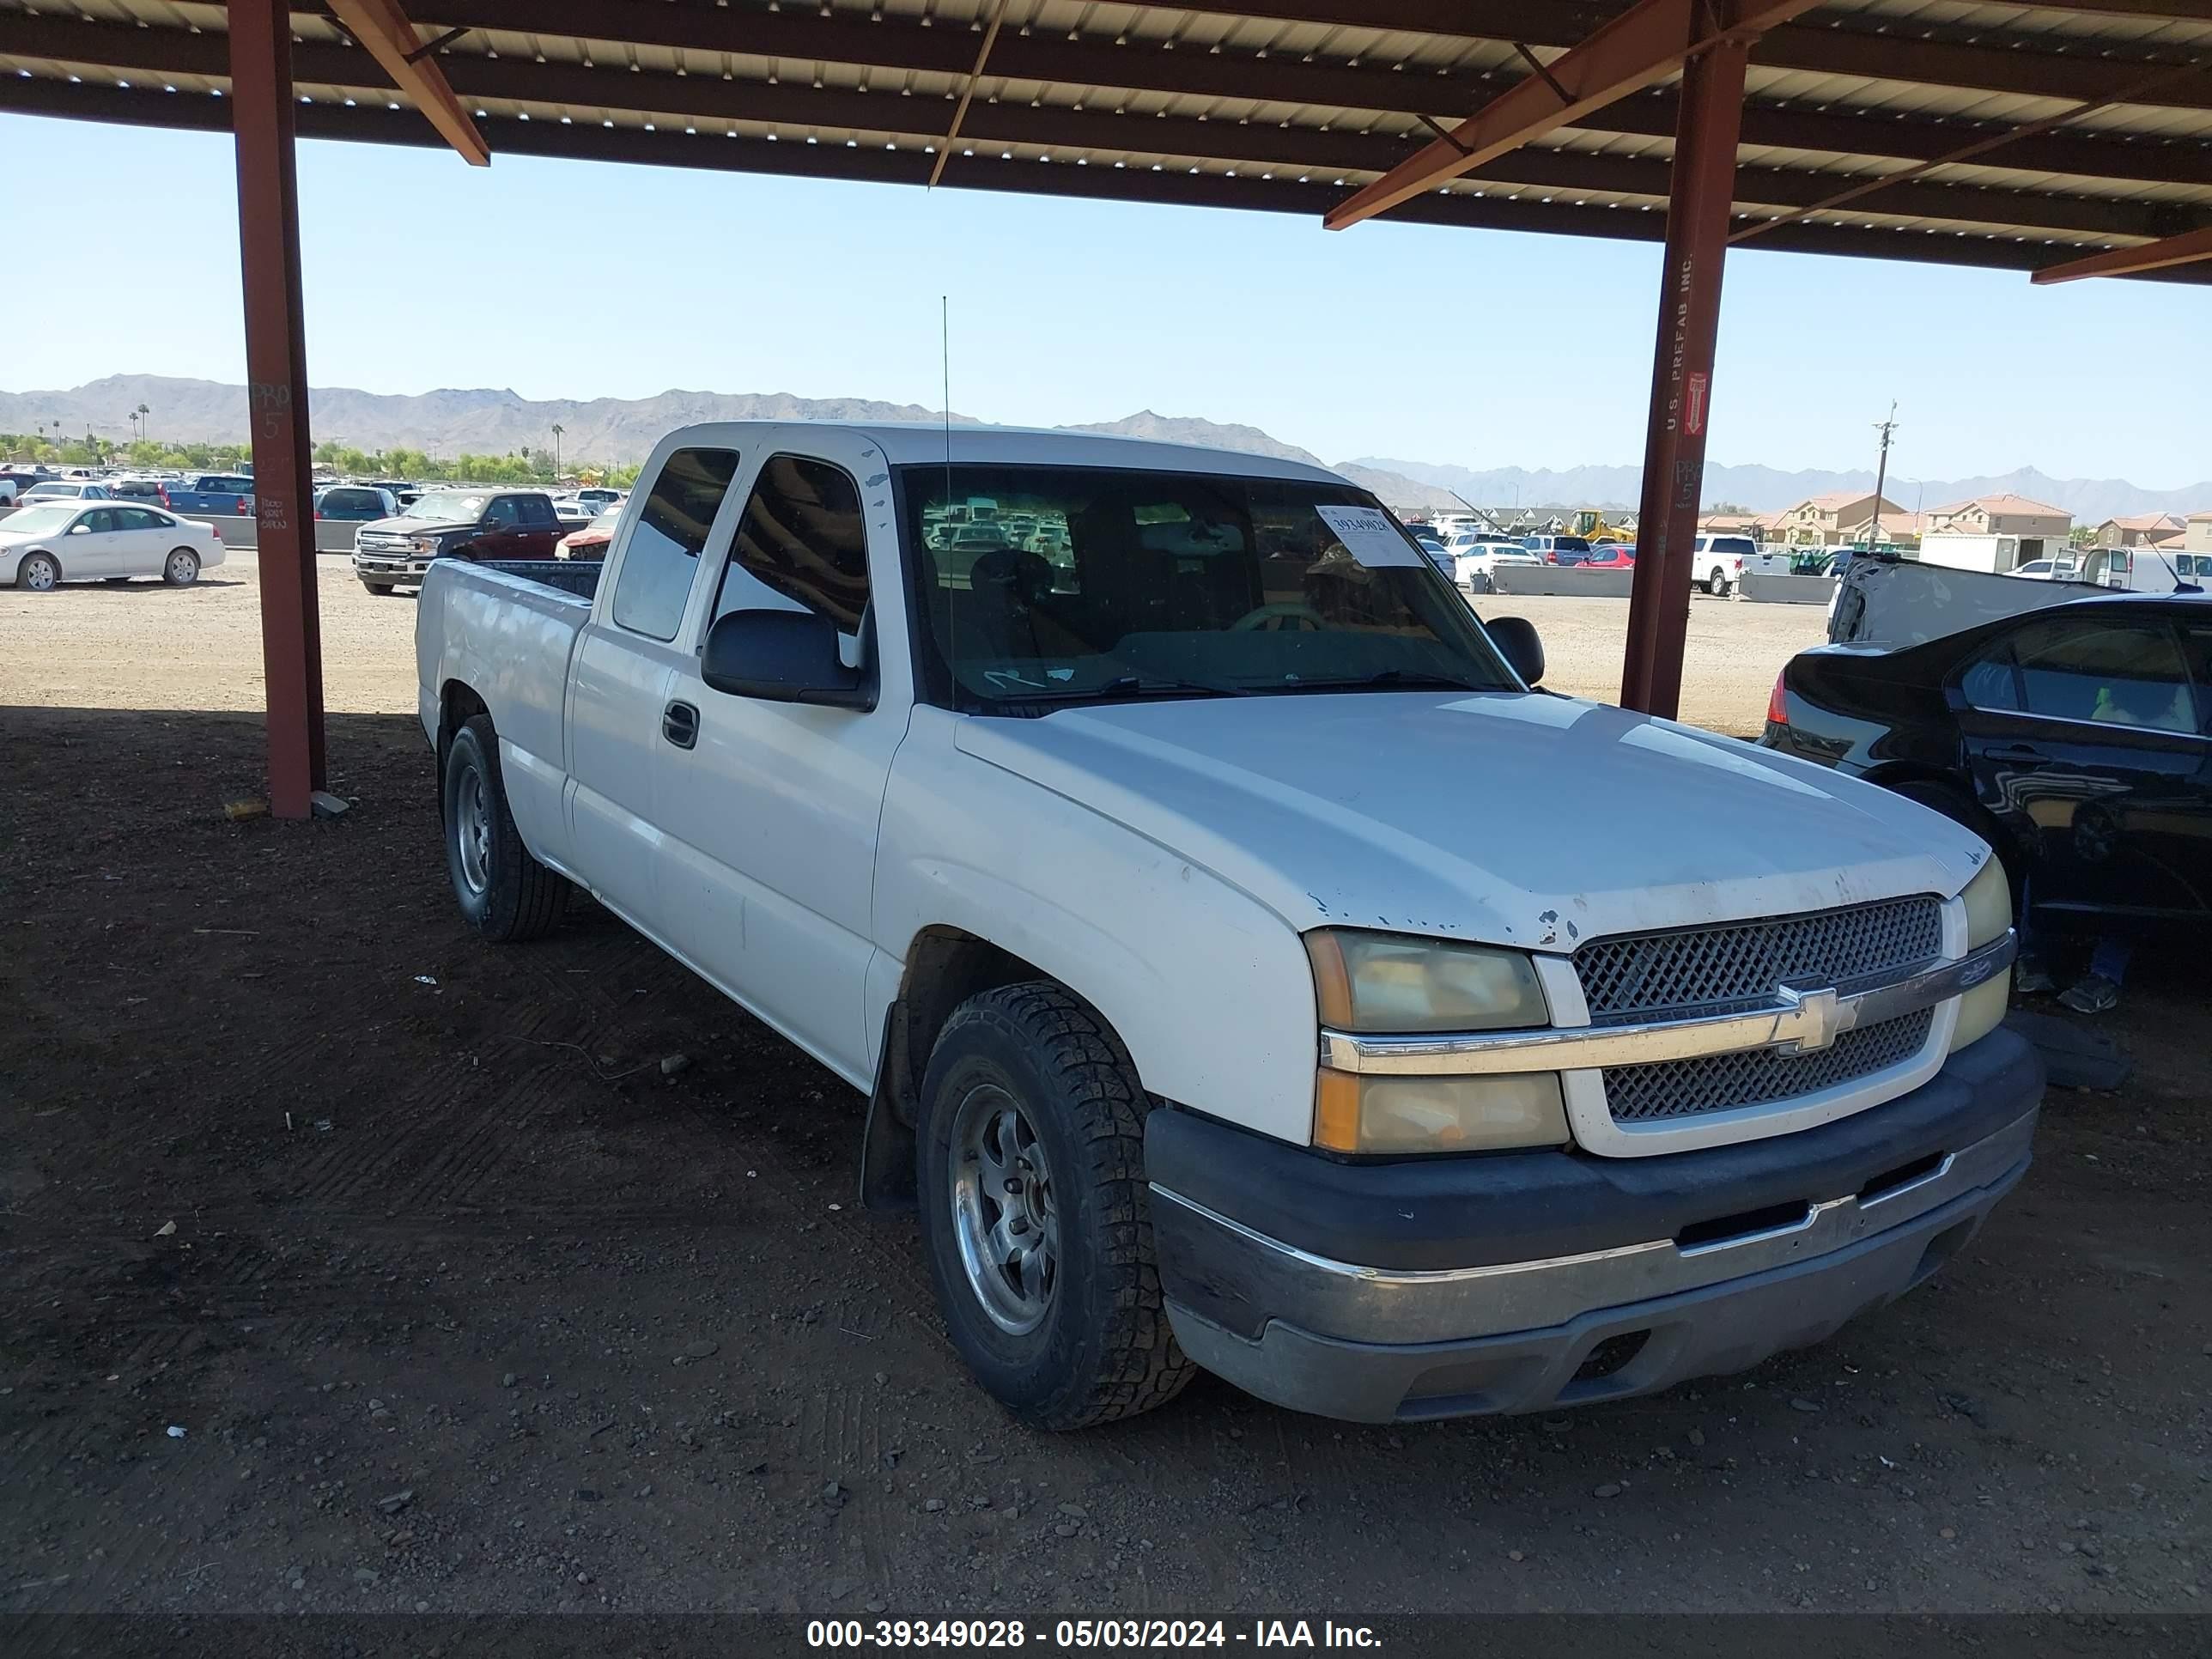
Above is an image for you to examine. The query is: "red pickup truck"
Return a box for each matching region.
[351,489,568,595]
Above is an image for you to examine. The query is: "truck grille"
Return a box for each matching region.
[1573,896,1946,1126]
[1601,1009,1935,1123]
[1573,896,1943,1025]
[357,530,412,552]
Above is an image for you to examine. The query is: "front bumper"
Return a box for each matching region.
[1147,1026,2041,1422]
[354,550,433,582]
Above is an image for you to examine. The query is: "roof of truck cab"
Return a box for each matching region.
[659,419,1349,485]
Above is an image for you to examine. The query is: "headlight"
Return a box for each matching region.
[1304,929,1549,1034]
[1314,1070,1569,1156]
[1951,858,2013,1052]
[411,538,436,553]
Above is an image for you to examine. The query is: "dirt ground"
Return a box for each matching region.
[2,556,2207,1624]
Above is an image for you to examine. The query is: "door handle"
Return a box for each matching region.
[662,700,699,750]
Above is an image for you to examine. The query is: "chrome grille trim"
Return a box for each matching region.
[1574,896,1944,1026]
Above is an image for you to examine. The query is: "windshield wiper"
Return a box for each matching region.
[988,674,1251,711]
[1253,669,1496,695]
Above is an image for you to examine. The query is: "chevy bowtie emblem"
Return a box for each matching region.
[1777,984,1845,1054]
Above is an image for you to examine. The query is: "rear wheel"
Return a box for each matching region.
[442,714,569,942]
[162,547,201,586]
[16,552,59,592]
[1710,568,1732,599]
[916,982,1194,1431]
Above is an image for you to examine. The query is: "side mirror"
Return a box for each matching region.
[702,608,873,711]
[1486,615,1545,686]
[68,522,92,535]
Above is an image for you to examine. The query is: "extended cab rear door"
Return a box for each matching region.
[651,434,912,1084]
[565,447,749,927]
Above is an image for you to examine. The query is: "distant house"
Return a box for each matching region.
[1838,507,1928,547]
[1775,491,1904,547]
[1923,494,2071,541]
[2093,512,2184,548]
[2186,511,2212,555]
[1698,512,1763,538]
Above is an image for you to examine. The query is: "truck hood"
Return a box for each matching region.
[362,515,474,538]
[953,692,1987,949]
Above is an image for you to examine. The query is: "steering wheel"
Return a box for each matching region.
[1231,602,1328,633]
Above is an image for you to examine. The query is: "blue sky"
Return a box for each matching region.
[7,110,2209,485]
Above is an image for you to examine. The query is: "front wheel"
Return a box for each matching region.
[442,714,569,942]
[16,551,60,592]
[163,547,202,586]
[360,579,398,596]
[917,982,1194,1431]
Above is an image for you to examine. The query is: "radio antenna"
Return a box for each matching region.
[942,295,958,698]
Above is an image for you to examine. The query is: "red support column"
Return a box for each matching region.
[228,0,326,818]
[1620,27,1750,719]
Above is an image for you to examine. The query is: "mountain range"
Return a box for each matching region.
[6,375,2205,522]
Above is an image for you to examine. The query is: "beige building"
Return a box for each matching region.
[1775,491,1904,547]
[2094,512,2184,547]
[1923,493,2071,541]
[2187,512,2212,555]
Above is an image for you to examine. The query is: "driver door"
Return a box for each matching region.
[63,507,125,577]
[652,439,909,1081]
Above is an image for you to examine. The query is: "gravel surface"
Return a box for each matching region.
[2,554,2204,1620]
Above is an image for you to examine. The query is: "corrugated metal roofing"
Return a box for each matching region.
[3,0,2209,279]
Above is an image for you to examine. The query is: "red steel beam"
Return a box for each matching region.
[325,0,489,164]
[1620,25,1752,720]
[2032,222,2212,283]
[229,0,328,818]
[1322,0,1820,231]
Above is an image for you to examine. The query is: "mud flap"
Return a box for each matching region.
[859,1006,918,1212]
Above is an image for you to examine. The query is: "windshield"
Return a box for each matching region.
[403,492,489,521]
[899,465,1520,714]
[1,505,80,537]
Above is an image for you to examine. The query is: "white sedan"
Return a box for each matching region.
[1455,544,1543,589]
[1,501,226,591]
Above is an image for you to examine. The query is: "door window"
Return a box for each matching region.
[2180,626,2212,737]
[483,496,522,527]
[610,447,742,641]
[712,454,870,634]
[115,507,163,532]
[80,508,118,534]
[520,495,556,527]
[1970,617,2196,733]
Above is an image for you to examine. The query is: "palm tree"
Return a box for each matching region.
[550,423,564,482]
[137,403,151,445]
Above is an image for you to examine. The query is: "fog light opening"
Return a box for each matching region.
[1571,1329,1650,1383]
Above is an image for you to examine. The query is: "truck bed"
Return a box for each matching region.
[474,559,604,600]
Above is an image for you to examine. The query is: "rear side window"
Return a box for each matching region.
[611,447,742,641]
[713,454,871,634]
[520,495,556,527]
[1970,618,2196,732]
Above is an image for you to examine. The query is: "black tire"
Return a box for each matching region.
[361,579,398,596]
[916,982,1194,1431]
[442,714,568,942]
[1710,569,1732,599]
[15,551,60,592]
[162,547,201,586]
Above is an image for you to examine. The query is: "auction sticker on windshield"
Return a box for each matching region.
[1315,503,1423,568]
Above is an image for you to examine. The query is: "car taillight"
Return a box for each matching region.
[236,496,248,514]
[1766,670,1789,727]
[157,485,170,506]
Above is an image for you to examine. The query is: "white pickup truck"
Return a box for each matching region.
[417,422,2039,1429]
[1693,533,1790,597]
